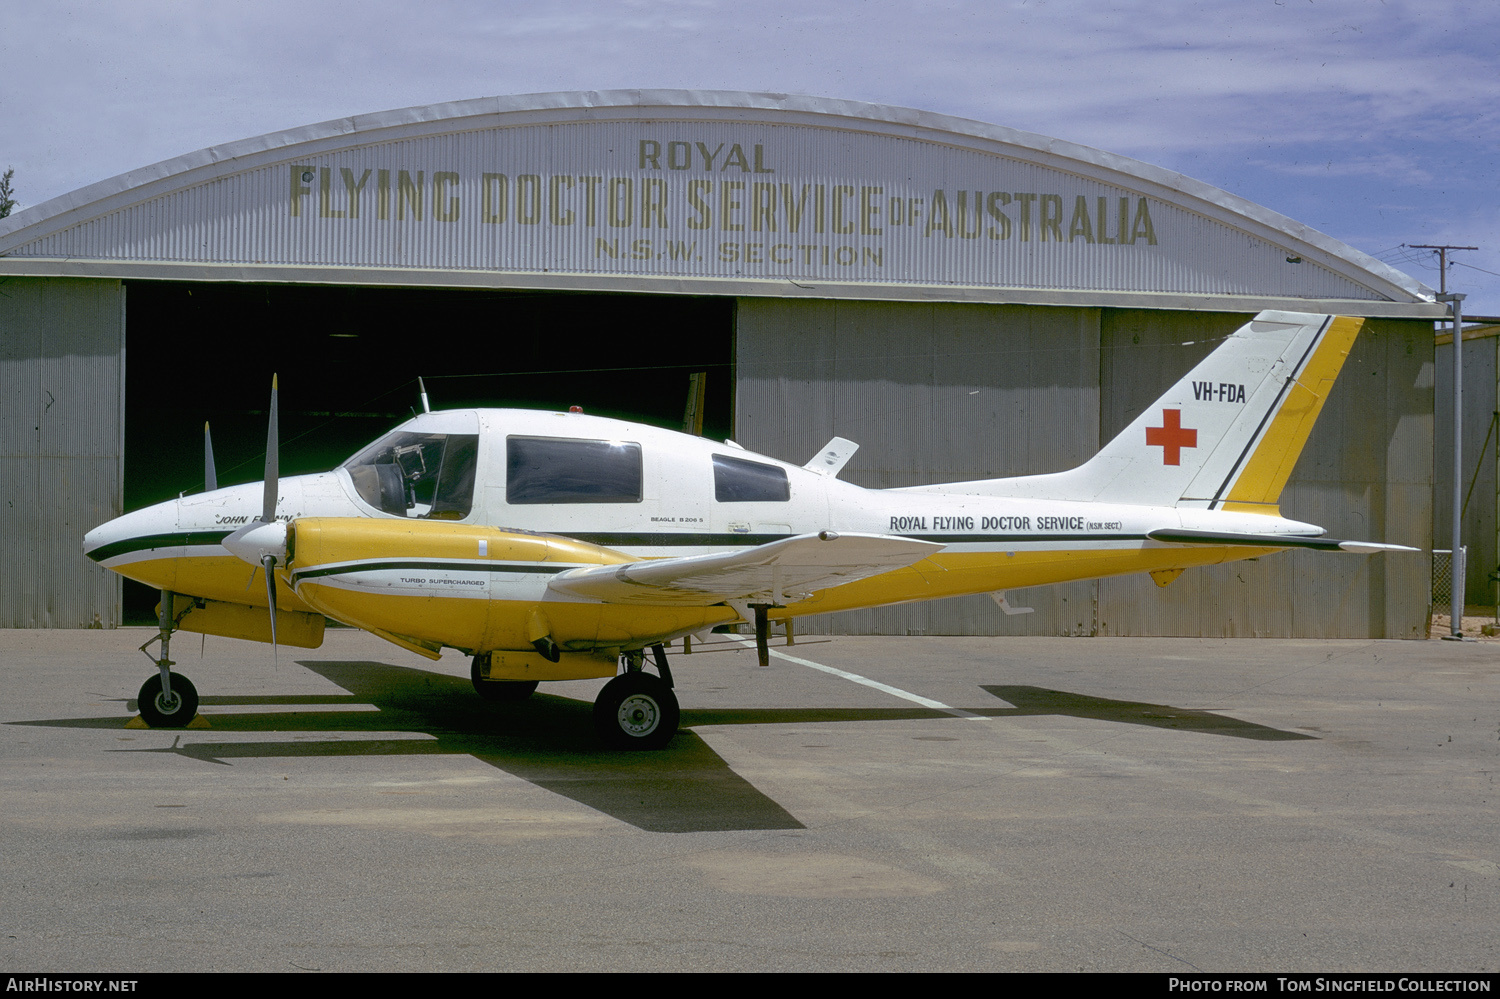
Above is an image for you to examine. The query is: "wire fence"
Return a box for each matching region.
[1432,549,1455,608]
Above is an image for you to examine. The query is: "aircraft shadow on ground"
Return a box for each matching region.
[980,685,1316,741]
[19,660,815,833]
[11,663,1312,833]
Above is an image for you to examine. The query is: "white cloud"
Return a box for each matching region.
[1247,152,1434,185]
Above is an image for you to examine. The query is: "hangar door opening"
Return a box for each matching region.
[121,281,734,622]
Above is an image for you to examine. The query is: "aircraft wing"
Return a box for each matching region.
[547,531,943,605]
[1147,529,1418,554]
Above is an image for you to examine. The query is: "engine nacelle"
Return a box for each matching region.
[285,518,734,657]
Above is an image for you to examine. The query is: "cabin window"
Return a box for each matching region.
[507,436,643,504]
[713,454,790,502]
[343,432,479,519]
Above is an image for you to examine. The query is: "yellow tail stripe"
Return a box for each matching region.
[1223,315,1364,509]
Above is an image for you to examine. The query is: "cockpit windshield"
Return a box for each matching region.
[342,431,479,519]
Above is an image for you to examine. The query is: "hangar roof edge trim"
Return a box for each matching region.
[0,90,1435,311]
[0,257,1444,319]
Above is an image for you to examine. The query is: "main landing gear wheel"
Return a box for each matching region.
[137,672,199,728]
[470,654,539,702]
[593,671,679,750]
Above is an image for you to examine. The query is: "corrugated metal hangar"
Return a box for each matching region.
[0,91,1446,637]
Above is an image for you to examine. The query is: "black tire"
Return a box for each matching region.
[593,671,679,750]
[470,655,539,702]
[137,673,199,728]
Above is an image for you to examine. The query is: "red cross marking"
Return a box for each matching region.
[1145,408,1197,465]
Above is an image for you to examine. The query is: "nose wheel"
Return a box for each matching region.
[137,672,199,728]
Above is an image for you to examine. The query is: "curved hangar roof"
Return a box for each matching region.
[0,91,1437,316]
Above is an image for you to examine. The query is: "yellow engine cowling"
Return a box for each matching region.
[286,518,735,660]
[159,594,326,649]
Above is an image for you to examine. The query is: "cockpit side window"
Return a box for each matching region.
[343,432,480,519]
[507,436,642,504]
[713,454,790,502]
[430,434,480,519]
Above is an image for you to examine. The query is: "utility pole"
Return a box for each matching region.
[1411,244,1478,638]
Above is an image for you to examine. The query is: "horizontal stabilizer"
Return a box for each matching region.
[990,592,1034,616]
[1148,529,1418,554]
[549,531,942,605]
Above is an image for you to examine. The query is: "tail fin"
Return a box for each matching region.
[912,311,1364,511]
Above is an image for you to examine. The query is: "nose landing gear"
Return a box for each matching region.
[135,588,201,728]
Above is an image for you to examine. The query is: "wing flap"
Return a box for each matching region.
[548,531,942,605]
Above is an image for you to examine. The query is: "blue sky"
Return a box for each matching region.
[4,0,1496,314]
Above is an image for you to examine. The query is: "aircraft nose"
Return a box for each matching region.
[83,512,131,559]
[83,499,180,562]
[82,520,111,554]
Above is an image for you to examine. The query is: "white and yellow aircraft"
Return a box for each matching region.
[85,311,1413,748]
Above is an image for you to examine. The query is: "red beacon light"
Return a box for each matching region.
[568,406,584,413]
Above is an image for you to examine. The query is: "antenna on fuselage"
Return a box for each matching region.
[418,377,431,414]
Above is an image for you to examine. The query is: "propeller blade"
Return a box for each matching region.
[242,375,282,662]
[203,422,217,492]
[262,554,279,662]
[261,374,279,525]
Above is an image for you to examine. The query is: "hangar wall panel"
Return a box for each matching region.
[737,300,1432,638]
[0,278,124,628]
[735,297,1102,636]
[1434,335,1496,609]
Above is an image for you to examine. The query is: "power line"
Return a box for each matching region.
[1454,260,1500,280]
[1407,243,1479,295]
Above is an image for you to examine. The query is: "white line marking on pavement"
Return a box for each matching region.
[726,637,986,720]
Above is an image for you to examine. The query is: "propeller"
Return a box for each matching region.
[221,375,287,658]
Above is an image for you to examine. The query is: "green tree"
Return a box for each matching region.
[0,167,15,218]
